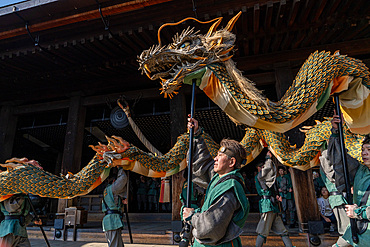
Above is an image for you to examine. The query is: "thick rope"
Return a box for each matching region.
[118,100,163,156]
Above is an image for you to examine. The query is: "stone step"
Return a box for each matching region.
[28,227,339,246]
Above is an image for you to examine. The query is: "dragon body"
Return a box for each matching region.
[0,156,110,201]
[0,119,364,199]
[1,12,369,199]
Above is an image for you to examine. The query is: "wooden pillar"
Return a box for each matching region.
[170,88,187,238]
[274,63,320,232]
[0,105,18,163]
[274,61,293,99]
[290,167,320,231]
[58,94,86,213]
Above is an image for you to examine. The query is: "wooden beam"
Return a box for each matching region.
[61,95,86,175]
[271,33,284,52]
[274,62,293,99]
[253,4,260,33]
[275,0,287,29]
[262,35,272,53]
[264,1,273,31]
[0,106,18,163]
[0,0,174,41]
[325,0,341,18]
[311,0,328,23]
[288,0,300,27]
[299,0,315,25]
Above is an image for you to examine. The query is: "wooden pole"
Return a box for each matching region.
[333,94,358,244]
[0,105,18,163]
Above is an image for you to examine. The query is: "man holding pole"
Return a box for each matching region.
[328,114,370,247]
[182,117,249,247]
[0,193,42,247]
[254,150,293,247]
[102,167,128,247]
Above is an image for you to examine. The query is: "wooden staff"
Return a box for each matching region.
[26,195,51,247]
[334,94,359,244]
[123,204,133,243]
[179,79,196,247]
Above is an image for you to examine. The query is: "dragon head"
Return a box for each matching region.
[138,12,242,98]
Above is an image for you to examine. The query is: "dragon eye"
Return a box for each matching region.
[180,41,191,49]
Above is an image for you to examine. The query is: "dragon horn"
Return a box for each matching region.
[206,17,223,37]
[225,11,242,31]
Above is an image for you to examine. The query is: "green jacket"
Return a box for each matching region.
[342,165,370,247]
[320,168,347,208]
[328,132,370,247]
[102,169,127,232]
[276,174,293,200]
[102,185,124,232]
[0,194,32,238]
[192,170,249,247]
[147,180,159,196]
[255,175,279,214]
[180,181,200,221]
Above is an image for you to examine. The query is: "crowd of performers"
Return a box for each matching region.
[180,114,370,247]
[0,113,369,247]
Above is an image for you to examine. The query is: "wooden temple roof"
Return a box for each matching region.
[0,0,369,104]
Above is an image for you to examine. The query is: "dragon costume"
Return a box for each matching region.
[0,12,369,199]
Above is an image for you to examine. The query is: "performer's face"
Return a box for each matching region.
[321,187,329,197]
[214,152,234,176]
[362,143,370,168]
[278,169,284,176]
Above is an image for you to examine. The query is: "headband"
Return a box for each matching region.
[219,146,243,165]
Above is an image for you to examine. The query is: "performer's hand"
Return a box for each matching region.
[276,195,282,202]
[279,188,282,192]
[331,110,343,130]
[345,204,358,218]
[34,219,43,225]
[123,198,128,205]
[182,207,195,220]
[187,116,199,133]
[323,216,331,223]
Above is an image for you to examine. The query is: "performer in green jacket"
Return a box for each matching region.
[102,167,128,247]
[319,150,349,236]
[0,194,41,247]
[329,114,370,247]
[276,167,296,227]
[182,117,249,247]
[255,151,293,247]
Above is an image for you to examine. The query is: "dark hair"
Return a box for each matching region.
[255,147,269,167]
[278,166,285,171]
[363,134,370,146]
[220,138,247,169]
[107,167,119,184]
